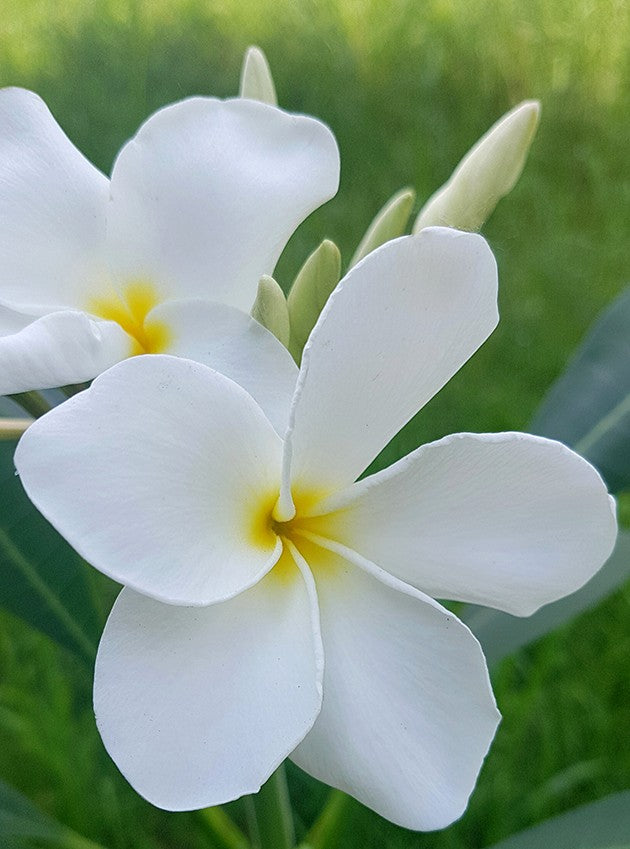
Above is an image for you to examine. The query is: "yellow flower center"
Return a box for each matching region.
[249,488,337,583]
[87,281,171,356]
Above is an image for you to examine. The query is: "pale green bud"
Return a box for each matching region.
[413,100,540,233]
[349,187,416,268]
[251,275,290,348]
[239,46,277,106]
[287,239,341,363]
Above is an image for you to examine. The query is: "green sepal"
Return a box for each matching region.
[239,45,277,106]
[349,187,415,268]
[287,239,341,363]
[251,275,290,348]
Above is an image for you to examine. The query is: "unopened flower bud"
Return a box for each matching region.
[350,187,416,267]
[239,45,277,106]
[251,275,290,348]
[287,239,341,363]
[414,100,540,233]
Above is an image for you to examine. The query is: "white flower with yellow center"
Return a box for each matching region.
[15,228,616,830]
[0,87,338,429]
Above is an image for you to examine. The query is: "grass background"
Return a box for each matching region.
[1,0,629,846]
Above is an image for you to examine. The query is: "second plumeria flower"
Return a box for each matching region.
[15,227,616,831]
[0,87,339,428]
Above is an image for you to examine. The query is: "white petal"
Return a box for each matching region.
[289,542,500,831]
[0,311,130,395]
[280,228,498,505]
[94,559,323,810]
[15,355,283,605]
[107,97,339,310]
[0,88,108,312]
[153,299,297,435]
[312,432,617,616]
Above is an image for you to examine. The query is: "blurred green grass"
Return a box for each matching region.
[1,0,629,846]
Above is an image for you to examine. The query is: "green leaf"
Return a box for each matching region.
[0,777,107,848]
[531,286,630,493]
[251,275,290,348]
[0,777,64,844]
[483,790,630,849]
[0,438,101,662]
[287,240,341,364]
[349,187,415,268]
[461,529,630,668]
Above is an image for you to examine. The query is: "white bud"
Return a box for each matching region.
[414,100,540,233]
[239,46,277,106]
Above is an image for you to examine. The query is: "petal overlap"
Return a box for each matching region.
[152,299,297,435]
[289,541,500,831]
[94,557,323,810]
[0,311,131,395]
[15,355,284,605]
[307,432,618,615]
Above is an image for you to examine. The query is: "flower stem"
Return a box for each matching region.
[198,806,250,849]
[247,765,295,849]
[8,390,52,418]
[302,790,357,849]
[0,528,97,662]
[0,417,32,440]
[59,826,111,849]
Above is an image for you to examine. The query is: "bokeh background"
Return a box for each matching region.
[1,0,629,847]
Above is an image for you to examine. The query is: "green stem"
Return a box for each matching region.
[248,765,295,849]
[60,382,90,398]
[198,806,250,849]
[8,390,52,418]
[0,528,97,662]
[0,417,32,440]
[60,826,111,849]
[302,790,356,849]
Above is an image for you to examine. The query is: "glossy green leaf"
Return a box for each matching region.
[0,777,107,848]
[461,529,630,668]
[484,790,630,849]
[0,438,101,662]
[0,777,62,845]
[349,187,415,268]
[287,240,341,363]
[531,286,630,493]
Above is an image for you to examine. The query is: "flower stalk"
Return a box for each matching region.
[247,765,295,849]
[199,805,250,849]
[0,417,32,440]
[8,390,51,418]
[300,790,357,849]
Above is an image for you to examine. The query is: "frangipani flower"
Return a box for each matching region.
[0,87,338,429]
[15,228,616,830]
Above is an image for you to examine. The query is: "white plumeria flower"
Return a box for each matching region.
[0,87,339,430]
[15,228,616,830]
